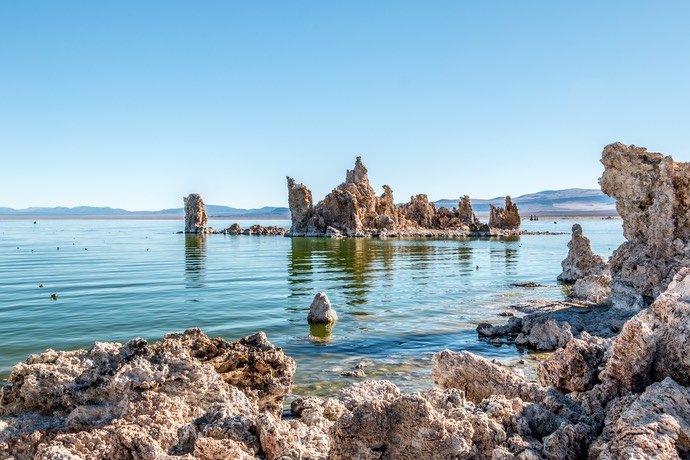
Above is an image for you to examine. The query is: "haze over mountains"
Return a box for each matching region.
[0,189,616,218]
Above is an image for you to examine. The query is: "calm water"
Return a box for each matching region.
[0,218,624,396]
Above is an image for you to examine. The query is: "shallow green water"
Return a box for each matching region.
[0,218,624,396]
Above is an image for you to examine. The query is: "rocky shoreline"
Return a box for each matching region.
[3,142,690,459]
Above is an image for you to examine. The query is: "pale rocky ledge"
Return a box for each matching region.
[3,142,690,459]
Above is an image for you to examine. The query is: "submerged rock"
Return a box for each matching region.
[183,193,209,233]
[307,292,338,324]
[557,224,609,283]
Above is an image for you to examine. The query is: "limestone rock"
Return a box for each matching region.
[307,292,338,324]
[0,328,295,459]
[287,177,314,235]
[286,157,516,237]
[590,377,690,459]
[601,267,690,394]
[432,350,546,404]
[599,142,690,311]
[329,385,476,459]
[557,224,609,283]
[458,195,481,227]
[400,194,436,228]
[184,193,209,233]
[489,196,521,230]
[537,333,607,393]
[478,315,573,351]
[572,274,612,303]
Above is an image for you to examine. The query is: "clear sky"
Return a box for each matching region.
[1,1,689,211]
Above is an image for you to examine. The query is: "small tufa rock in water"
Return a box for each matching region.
[307,292,338,324]
[38,284,44,288]
[50,293,58,300]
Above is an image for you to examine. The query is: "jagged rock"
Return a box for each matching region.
[489,196,521,230]
[257,412,330,460]
[537,333,608,393]
[0,328,295,459]
[599,142,690,311]
[432,350,546,404]
[287,157,516,237]
[184,193,209,233]
[572,274,612,303]
[515,316,573,350]
[589,377,690,459]
[307,292,338,324]
[400,194,436,228]
[557,224,609,283]
[478,315,573,351]
[336,380,401,411]
[329,384,476,459]
[458,195,481,227]
[287,177,314,235]
[601,267,690,394]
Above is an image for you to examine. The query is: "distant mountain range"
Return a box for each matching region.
[0,188,617,218]
[436,188,617,217]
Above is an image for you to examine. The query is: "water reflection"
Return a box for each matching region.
[184,233,206,288]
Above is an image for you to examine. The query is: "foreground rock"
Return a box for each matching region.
[600,142,690,311]
[183,193,209,233]
[287,157,520,237]
[0,328,296,459]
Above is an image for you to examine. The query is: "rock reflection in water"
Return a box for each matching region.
[184,233,206,288]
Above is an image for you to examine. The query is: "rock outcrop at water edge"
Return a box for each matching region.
[183,193,209,233]
[488,196,521,231]
[287,157,520,237]
[600,142,690,311]
[557,224,609,283]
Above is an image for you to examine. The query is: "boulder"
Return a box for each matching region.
[307,292,338,324]
[537,333,608,393]
[572,274,612,303]
[183,193,209,233]
[557,224,609,283]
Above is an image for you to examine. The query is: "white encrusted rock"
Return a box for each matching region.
[307,292,338,324]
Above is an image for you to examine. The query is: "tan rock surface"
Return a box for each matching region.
[600,142,690,311]
[287,157,518,237]
[183,193,209,233]
[0,328,294,459]
[557,224,609,283]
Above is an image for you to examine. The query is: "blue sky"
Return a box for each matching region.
[1,1,689,210]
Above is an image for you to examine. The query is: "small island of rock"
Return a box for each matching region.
[287,157,520,237]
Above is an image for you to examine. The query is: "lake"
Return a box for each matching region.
[0,218,624,396]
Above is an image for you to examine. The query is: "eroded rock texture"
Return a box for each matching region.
[489,196,521,230]
[600,142,690,311]
[0,328,296,459]
[287,157,519,237]
[558,224,609,283]
[183,193,209,233]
